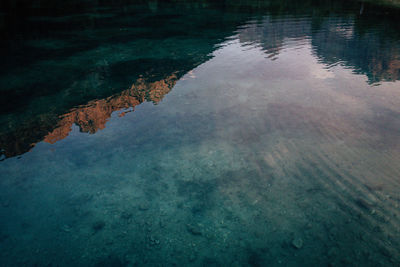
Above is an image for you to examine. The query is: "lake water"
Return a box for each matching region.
[1,0,400,266]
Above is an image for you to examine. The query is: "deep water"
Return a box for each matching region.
[1,0,400,266]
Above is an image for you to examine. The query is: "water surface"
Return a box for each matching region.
[1,0,400,266]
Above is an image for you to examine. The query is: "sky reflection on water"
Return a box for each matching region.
[0,1,399,158]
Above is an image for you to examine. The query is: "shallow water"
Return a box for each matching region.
[1,0,400,266]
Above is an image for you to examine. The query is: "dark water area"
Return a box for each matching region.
[0,0,400,266]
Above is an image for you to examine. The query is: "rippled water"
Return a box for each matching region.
[1,0,400,266]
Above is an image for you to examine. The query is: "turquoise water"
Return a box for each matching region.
[1,0,400,266]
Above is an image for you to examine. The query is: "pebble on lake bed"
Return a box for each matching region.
[292,238,303,249]
[92,221,106,232]
[138,202,150,211]
[149,236,160,246]
[186,224,202,235]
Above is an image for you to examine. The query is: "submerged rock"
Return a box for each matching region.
[186,224,202,236]
[189,253,197,262]
[292,238,303,249]
[149,236,160,247]
[120,211,133,220]
[92,221,106,232]
[1,200,10,207]
[138,202,150,211]
[61,225,71,233]
[159,219,166,228]
[94,255,125,267]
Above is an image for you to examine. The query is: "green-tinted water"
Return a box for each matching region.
[1,0,400,266]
